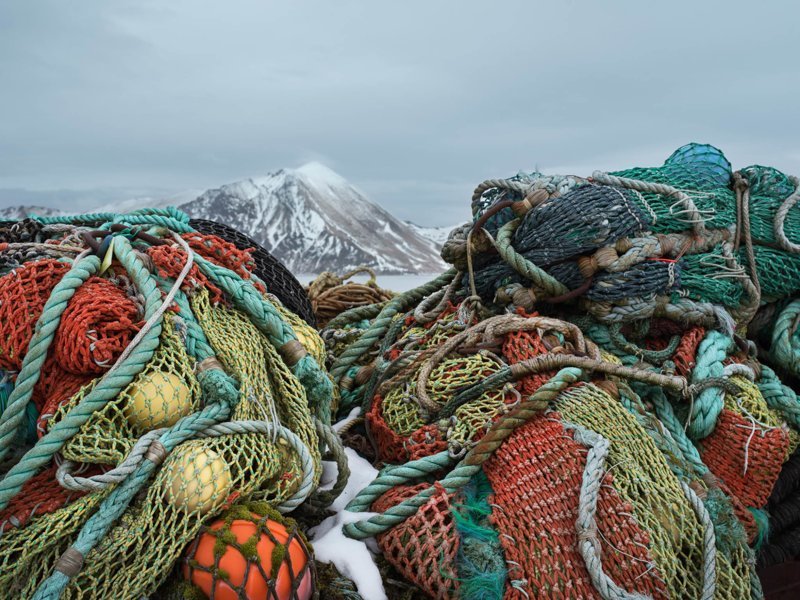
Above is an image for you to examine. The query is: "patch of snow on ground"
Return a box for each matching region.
[310,446,386,600]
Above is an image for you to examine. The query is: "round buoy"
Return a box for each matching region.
[184,514,313,600]
[124,370,193,430]
[167,446,232,514]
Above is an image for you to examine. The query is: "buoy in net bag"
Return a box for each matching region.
[124,370,193,429]
[184,513,313,600]
[166,446,232,514]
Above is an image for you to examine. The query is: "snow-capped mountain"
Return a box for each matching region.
[1,163,447,274]
[0,205,62,220]
[179,163,446,274]
[405,221,459,249]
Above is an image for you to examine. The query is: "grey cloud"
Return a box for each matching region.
[1,0,799,225]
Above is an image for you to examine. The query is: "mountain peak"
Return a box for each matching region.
[179,164,445,274]
[293,161,348,189]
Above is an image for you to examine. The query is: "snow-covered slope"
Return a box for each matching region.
[180,162,446,274]
[1,164,446,275]
[405,221,459,249]
[0,205,63,220]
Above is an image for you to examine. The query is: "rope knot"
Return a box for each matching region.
[54,547,85,578]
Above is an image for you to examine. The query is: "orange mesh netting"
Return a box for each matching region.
[502,329,554,395]
[366,395,447,464]
[0,464,99,531]
[373,482,460,599]
[0,259,69,372]
[484,413,668,599]
[182,232,265,293]
[33,354,93,418]
[53,277,142,375]
[700,408,789,509]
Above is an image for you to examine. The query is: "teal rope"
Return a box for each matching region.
[325,301,388,331]
[331,269,457,384]
[344,368,579,539]
[0,254,100,465]
[32,399,234,600]
[771,299,800,375]
[346,451,455,513]
[0,238,163,511]
[33,213,117,225]
[687,330,733,440]
[758,364,800,429]
[0,371,38,444]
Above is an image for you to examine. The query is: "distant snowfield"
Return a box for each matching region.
[297,272,445,293]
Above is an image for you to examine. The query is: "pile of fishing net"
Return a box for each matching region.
[323,143,800,599]
[306,267,394,328]
[0,209,350,599]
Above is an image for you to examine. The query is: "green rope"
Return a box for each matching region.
[326,301,388,331]
[492,218,569,297]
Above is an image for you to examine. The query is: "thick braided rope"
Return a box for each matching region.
[686,330,732,440]
[471,178,531,203]
[304,419,351,511]
[490,218,569,296]
[330,269,457,384]
[646,387,708,476]
[771,298,800,375]
[591,171,706,234]
[325,301,387,330]
[346,451,455,513]
[109,207,193,233]
[343,368,580,539]
[193,253,334,422]
[0,238,164,511]
[33,212,117,225]
[758,364,800,429]
[196,419,315,512]
[680,481,718,600]
[774,175,800,253]
[32,399,233,600]
[439,353,687,420]
[0,254,100,463]
[568,423,650,600]
[56,428,166,491]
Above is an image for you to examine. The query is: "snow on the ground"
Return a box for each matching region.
[310,443,386,600]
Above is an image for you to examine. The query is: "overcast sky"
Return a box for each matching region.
[1,1,799,225]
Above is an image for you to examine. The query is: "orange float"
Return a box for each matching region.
[183,510,313,600]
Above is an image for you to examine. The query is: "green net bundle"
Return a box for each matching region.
[0,209,348,599]
[323,144,800,599]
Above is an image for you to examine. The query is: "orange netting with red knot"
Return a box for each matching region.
[484,413,668,599]
[372,482,460,599]
[0,259,70,372]
[147,233,267,305]
[502,329,555,395]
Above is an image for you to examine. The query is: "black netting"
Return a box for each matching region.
[189,219,316,326]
